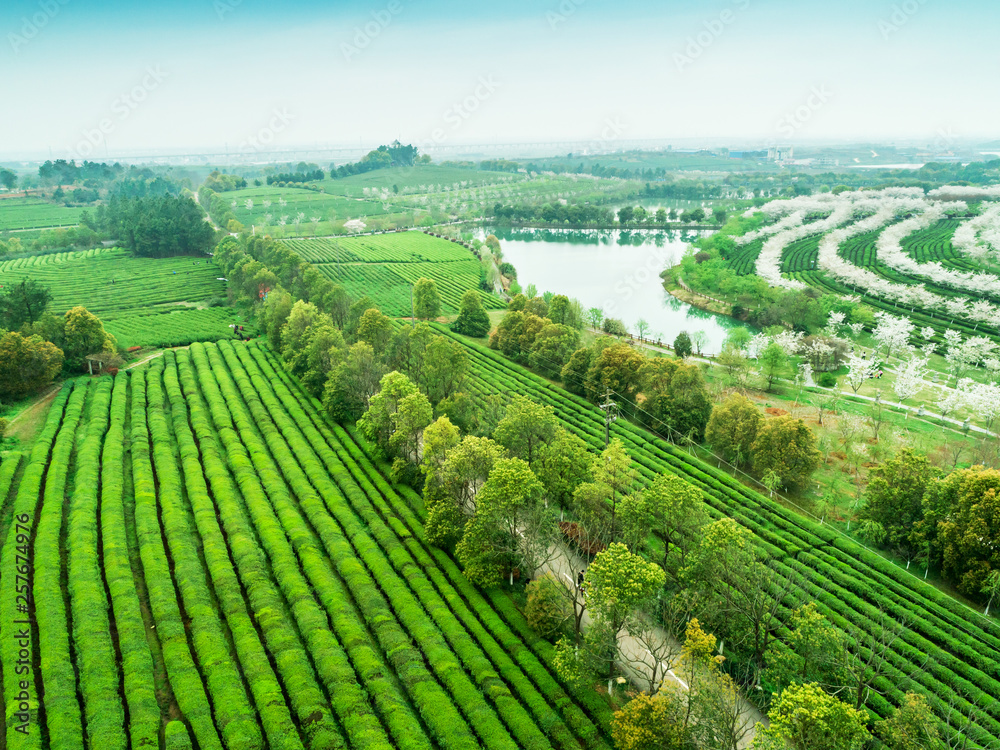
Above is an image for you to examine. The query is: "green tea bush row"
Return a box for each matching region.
[129,369,224,750]
[100,375,160,749]
[0,384,73,750]
[33,379,87,748]
[66,377,127,749]
[143,358,262,750]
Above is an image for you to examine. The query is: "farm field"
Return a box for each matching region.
[318,165,525,198]
[224,186,389,227]
[0,342,613,750]
[435,324,1000,749]
[0,196,84,230]
[283,233,506,316]
[0,247,243,347]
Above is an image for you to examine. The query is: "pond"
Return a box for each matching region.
[477,226,752,354]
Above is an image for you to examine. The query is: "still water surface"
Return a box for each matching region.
[478,227,751,354]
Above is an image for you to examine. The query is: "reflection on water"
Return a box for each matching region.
[478,226,752,354]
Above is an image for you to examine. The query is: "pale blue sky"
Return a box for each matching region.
[1,0,996,157]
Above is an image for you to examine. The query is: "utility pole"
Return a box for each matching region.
[410,284,415,327]
[599,389,618,450]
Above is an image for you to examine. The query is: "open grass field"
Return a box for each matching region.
[0,342,614,750]
[437,324,1000,749]
[0,247,246,347]
[0,196,84,230]
[283,233,506,317]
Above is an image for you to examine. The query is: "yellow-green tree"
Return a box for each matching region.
[706,393,764,467]
[0,331,64,398]
[61,306,116,370]
[752,682,870,750]
[751,415,821,491]
[611,693,687,750]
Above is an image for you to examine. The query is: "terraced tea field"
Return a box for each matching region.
[0,247,242,347]
[283,232,505,316]
[0,196,84,231]
[0,342,613,750]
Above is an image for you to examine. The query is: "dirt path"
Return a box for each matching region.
[4,385,61,443]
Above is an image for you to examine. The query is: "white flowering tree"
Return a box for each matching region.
[845,354,879,395]
[893,356,928,413]
[872,312,915,361]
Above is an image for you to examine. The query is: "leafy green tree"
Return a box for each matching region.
[673,331,692,358]
[857,449,939,564]
[62,306,116,370]
[758,340,787,391]
[0,169,17,190]
[455,457,551,585]
[300,324,347,397]
[452,290,491,337]
[412,277,441,320]
[930,466,1000,598]
[358,371,421,450]
[752,683,871,750]
[323,341,386,422]
[713,207,728,224]
[425,436,505,547]
[0,331,64,398]
[493,395,558,464]
[357,308,393,351]
[763,603,844,694]
[751,416,821,491]
[876,692,944,750]
[103,194,215,257]
[490,311,547,363]
[626,472,708,579]
[585,543,666,673]
[0,279,52,329]
[611,693,688,750]
[706,393,764,467]
[585,343,645,404]
[281,301,328,367]
[533,428,594,520]
[587,307,604,330]
[391,392,433,464]
[261,289,293,350]
[561,347,592,395]
[548,295,571,325]
[530,323,580,378]
[346,295,377,336]
[592,439,638,544]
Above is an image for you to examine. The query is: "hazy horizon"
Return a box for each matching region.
[2,0,998,161]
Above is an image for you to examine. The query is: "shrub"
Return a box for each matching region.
[818,372,837,388]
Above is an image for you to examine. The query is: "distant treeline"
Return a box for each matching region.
[330,141,421,179]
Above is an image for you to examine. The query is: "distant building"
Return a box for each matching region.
[768,146,794,162]
[729,150,767,160]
